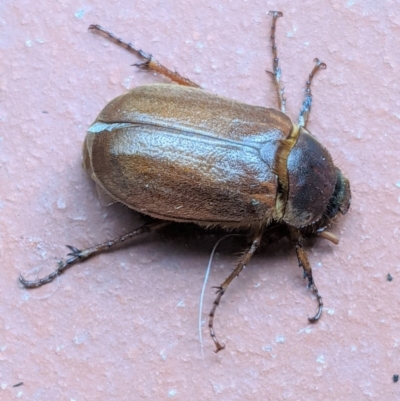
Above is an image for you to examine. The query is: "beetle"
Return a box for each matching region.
[20,12,351,352]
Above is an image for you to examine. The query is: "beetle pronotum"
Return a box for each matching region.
[21,12,351,352]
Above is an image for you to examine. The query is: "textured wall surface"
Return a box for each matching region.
[1,0,400,400]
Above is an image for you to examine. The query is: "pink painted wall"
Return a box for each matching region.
[2,0,400,399]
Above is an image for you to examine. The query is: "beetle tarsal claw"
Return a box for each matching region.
[268,10,283,18]
[214,343,226,353]
[307,283,323,322]
[308,304,323,323]
[19,273,29,286]
[313,58,327,70]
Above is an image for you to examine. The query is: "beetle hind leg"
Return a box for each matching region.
[208,228,263,352]
[295,242,324,322]
[89,25,200,88]
[267,11,286,114]
[19,221,170,289]
[298,58,327,128]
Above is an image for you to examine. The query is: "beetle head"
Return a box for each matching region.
[282,128,351,231]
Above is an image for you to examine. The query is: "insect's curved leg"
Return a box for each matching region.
[267,11,286,114]
[298,58,327,128]
[89,25,201,88]
[20,221,170,289]
[295,241,324,322]
[209,227,263,352]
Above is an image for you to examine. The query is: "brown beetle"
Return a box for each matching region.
[20,12,351,352]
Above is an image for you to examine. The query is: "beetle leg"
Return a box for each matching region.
[295,242,324,322]
[267,11,286,114]
[88,25,201,88]
[19,221,170,289]
[209,228,263,352]
[298,58,327,128]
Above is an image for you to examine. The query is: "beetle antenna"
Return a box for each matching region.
[318,230,339,245]
[298,58,327,128]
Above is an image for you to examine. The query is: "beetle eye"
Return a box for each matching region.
[325,169,351,219]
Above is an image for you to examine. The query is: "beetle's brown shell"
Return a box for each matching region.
[84,84,294,226]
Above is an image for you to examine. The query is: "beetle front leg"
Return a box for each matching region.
[295,242,323,322]
[89,25,201,88]
[208,228,263,352]
[19,221,170,289]
[298,58,326,128]
[267,11,286,114]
